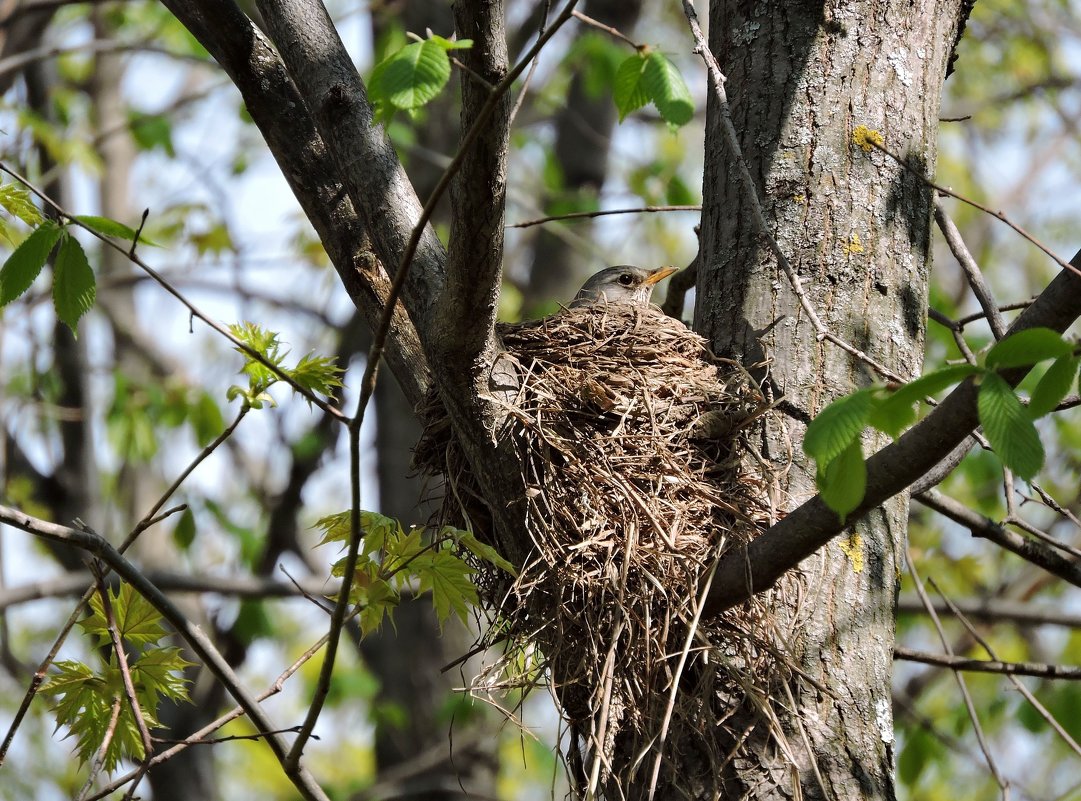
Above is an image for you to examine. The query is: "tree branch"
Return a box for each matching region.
[915,490,1081,589]
[437,0,512,391]
[895,647,1081,681]
[0,570,337,611]
[0,504,331,801]
[896,595,1081,629]
[703,248,1081,616]
[252,0,447,337]
[158,0,429,406]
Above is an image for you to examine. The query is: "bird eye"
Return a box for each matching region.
[617,273,634,286]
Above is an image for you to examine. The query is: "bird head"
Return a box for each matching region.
[571,265,678,307]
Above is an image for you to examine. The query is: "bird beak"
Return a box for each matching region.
[642,266,678,286]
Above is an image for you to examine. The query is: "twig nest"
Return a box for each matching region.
[415,303,791,798]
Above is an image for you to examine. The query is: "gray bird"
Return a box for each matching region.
[571,265,678,307]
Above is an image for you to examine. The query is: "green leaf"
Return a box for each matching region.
[288,352,344,401]
[817,439,866,519]
[313,509,401,554]
[172,507,196,550]
[52,233,96,333]
[454,530,517,576]
[81,582,167,648]
[0,182,43,226]
[0,219,62,305]
[384,527,425,579]
[426,34,473,51]
[128,111,176,156]
[985,327,1072,369]
[1027,354,1078,418]
[190,391,225,447]
[641,51,695,126]
[977,372,1044,480]
[359,579,400,635]
[414,549,477,625]
[228,321,286,392]
[370,39,452,113]
[802,388,874,466]
[613,53,650,121]
[130,646,192,706]
[74,215,159,247]
[869,364,981,438]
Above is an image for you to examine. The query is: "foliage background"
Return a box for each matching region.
[0,0,1079,799]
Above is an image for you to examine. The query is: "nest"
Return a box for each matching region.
[415,304,797,799]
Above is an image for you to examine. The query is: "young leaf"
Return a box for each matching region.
[817,439,866,520]
[359,579,400,635]
[613,53,651,121]
[370,39,452,113]
[173,506,197,550]
[427,34,473,51]
[802,388,874,466]
[641,52,695,126]
[869,364,981,438]
[0,182,44,226]
[81,582,167,648]
[985,327,1072,369]
[228,321,286,392]
[977,372,1044,480]
[1027,354,1079,418]
[75,215,159,247]
[454,529,517,575]
[130,646,193,706]
[414,549,478,625]
[0,219,62,306]
[53,233,96,333]
[289,351,344,400]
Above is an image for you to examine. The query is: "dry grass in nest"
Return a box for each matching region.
[415,303,799,799]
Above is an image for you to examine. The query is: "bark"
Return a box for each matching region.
[694,2,963,798]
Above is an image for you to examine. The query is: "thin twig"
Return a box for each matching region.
[0,163,347,422]
[905,553,1009,796]
[930,580,1081,757]
[956,299,1035,329]
[130,406,248,542]
[571,9,639,48]
[896,595,1081,629]
[76,697,123,801]
[507,1,550,129]
[934,201,1008,339]
[153,725,308,746]
[0,38,210,81]
[916,490,1081,588]
[508,204,701,229]
[895,648,1081,682]
[868,141,1081,280]
[84,632,331,801]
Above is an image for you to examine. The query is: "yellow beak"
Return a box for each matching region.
[642,266,678,286]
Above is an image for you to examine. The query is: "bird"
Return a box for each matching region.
[571,265,678,307]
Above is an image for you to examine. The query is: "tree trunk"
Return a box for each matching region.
[695,2,962,798]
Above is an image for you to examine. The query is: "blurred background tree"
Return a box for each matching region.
[0,1,1077,799]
